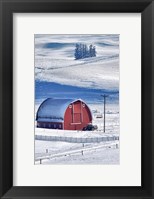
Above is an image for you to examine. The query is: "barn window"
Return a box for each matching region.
[69,104,72,108]
[82,103,85,107]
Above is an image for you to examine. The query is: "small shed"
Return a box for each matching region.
[36,98,92,130]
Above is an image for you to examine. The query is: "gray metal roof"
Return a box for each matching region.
[36,98,90,122]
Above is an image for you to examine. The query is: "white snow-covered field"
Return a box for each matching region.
[35,140,119,165]
[35,34,119,90]
[35,56,119,90]
[35,103,119,164]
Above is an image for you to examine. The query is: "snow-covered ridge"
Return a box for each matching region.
[35,34,119,90]
[35,55,119,90]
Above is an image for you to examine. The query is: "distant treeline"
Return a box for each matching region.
[74,43,96,60]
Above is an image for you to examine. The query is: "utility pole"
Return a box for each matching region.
[101,94,108,132]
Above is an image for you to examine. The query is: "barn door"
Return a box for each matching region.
[74,113,81,123]
[73,101,82,123]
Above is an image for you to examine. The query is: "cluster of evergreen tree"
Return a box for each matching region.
[74,43,96,60]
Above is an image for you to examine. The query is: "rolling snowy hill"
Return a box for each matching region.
[35,34,119,91]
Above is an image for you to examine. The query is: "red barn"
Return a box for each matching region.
[36,98,92,130]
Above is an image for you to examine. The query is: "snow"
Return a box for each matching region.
[35,34,119,90]
[35,34,120,165]
[35,128,118,139]
[37,118,63,122]
[37,98,73,120]
[35,103,119,164]
[36,98,92,121]
[35,56,119,90]
[35,103,119,136]
[92,104,119,134]
[35,140,119,165]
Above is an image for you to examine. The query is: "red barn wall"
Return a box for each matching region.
[64,101,92,130]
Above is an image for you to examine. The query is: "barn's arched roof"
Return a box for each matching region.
[36,98,92,122]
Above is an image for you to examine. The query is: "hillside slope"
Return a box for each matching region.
[35,34,119,91]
